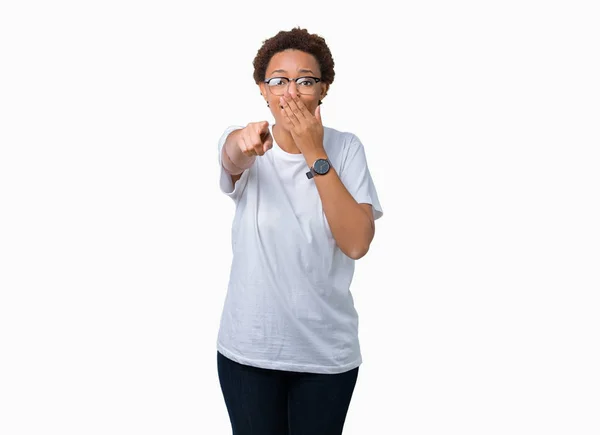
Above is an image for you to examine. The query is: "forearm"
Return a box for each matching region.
[221,129,255,175]
[306,151,374,259]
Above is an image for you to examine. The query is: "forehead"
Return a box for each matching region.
[266,49,320,75]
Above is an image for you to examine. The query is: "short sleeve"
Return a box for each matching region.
[339,135,383,220]
[218,125,249,200]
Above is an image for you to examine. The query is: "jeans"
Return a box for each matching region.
[217,351,359,435]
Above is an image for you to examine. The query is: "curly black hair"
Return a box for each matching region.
[252,27,335,86]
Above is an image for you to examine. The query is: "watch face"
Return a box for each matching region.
[314,159,330,175]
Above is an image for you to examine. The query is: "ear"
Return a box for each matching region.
[259,83,267,100]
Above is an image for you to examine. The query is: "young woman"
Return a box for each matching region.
[215,27,384,435]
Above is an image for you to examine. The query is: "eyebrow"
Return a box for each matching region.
[269,68,315,76]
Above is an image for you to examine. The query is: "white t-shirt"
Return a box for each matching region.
[216,123,383,374]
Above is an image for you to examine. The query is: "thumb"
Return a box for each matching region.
[315,105,322,123]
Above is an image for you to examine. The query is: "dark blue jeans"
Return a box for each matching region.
[217,351,359,435]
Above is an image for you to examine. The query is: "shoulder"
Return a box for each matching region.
[323,125,363,155]
[323,126,364,165]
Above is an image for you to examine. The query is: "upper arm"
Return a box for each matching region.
[339,136,384,220]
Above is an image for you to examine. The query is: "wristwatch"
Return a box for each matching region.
[306,158,331,179]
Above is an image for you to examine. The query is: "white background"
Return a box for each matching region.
[1,0,599,434]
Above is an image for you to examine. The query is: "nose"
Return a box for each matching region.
[287,80,298,98]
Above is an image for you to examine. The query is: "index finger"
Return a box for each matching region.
[247,128,266,155]
[255,120,270,135]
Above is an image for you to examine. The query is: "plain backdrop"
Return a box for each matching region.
[1,1,599,434]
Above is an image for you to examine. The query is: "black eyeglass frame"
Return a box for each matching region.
[263,76,322,92]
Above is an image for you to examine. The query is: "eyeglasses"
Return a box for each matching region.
[264,76,322,96]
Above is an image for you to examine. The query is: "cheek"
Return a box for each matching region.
[268,96,283,110]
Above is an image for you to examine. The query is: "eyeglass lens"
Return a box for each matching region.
[266,77,318,95]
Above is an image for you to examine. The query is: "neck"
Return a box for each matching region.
[273,123,301,154]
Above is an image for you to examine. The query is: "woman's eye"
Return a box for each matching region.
[297,79,314,86]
